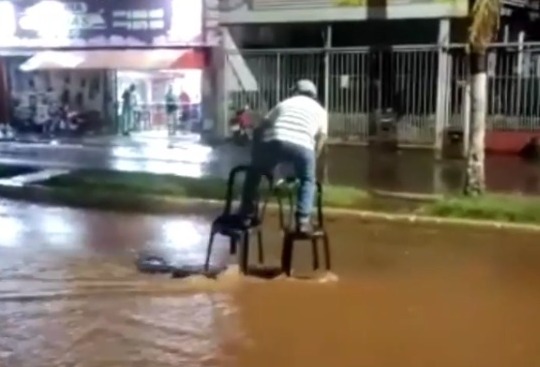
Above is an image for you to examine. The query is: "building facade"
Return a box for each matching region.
[0,0,210,136]
[215,0,540,153]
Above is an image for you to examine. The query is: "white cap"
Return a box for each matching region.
[294,79,317,97]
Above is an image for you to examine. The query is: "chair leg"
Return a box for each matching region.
[229,237,237,255]
[311,238,320,271]
[256,229,264,264]
[239,231,250,274]
[277,197,285,229]
[204,231,216,271]
[281,234,294,277]
[322,233,331,271]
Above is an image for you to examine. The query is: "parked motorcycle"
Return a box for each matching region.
[229,106,253,146]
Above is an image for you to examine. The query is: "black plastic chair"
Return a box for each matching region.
[276,179,331,276]
[204,165,273,273]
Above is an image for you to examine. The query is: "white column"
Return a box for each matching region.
[516,30,525,119]
[276,52,281,103]
[323,24,333,109]
[435,18,451,159]
[207,27,259,139]
[322,24,333,182]
[205,27,228,139]
[462,79,471,157]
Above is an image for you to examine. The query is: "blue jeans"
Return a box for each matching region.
[240,139,316,222]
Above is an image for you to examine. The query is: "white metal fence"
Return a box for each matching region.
[224,42,540,146]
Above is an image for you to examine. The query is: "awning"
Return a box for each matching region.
[19,49,206,71]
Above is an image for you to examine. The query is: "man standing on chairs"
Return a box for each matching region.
[239,79,328,233]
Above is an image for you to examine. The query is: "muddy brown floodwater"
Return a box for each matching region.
[1,200,540,367]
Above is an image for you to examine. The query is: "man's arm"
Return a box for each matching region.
[254,104,279,134]
[259,104,279,129]
[315,133,327,157]
[253,104,279,144]
[314,109,328,157]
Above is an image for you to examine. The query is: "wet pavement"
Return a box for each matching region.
[0,133,237,179]
[1,199,540,366]
[0,169,69,187]
[0,131,538,194]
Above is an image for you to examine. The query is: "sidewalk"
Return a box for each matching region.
[0,131,247,177]
[0,169,69,187]
[0,130,206,149]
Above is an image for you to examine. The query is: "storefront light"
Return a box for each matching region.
[0,1,16,40]
[19,0,74,40]
[19,51,84,71]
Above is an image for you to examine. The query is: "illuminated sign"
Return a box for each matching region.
[18,1,75,40]
[502,0,540,9]
[0,2,16,39]
[0,0,205,48]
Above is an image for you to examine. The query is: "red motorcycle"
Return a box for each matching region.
[229,107,253,146]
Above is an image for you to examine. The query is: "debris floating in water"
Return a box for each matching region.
[136,255,226,278]
[136,256,338,282]
[136,255,173,274]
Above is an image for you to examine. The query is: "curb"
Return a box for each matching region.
[0,184,539,233]
[369,189,442,202]
[0,184,225,214]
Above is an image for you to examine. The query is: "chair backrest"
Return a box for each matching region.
[222,165,274,217]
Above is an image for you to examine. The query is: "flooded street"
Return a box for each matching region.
[327,145,540,195]
[1,199,540,366]
[0,134,538,194]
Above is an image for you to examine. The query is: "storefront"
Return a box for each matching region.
[4,54,112,134]
[0,0,211,136]
[10,48,206,135]
[115,68,204,131]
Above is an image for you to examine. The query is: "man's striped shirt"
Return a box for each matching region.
[262,95,328,151]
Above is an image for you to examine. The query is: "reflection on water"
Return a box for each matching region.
[329,146,540,195]
[1,137,539,194]
[1,201,540,366]
[110,141,211,177]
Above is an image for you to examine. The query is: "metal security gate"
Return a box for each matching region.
[225,50,324,115]
[326,46,438,144]
[224,42,540,146]
[224,46,439,145]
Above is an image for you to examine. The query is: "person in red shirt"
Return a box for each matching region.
[179,90,191,130]
[179,90,190,105]
[230,104,251,144]
[237,104,252,129]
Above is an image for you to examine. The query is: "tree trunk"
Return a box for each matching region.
[463,51,487,196]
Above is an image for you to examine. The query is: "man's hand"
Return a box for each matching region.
[258,117,272,130]
[252,119,270,145]
[316,146,328,182]
[315,133,327,158]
